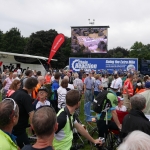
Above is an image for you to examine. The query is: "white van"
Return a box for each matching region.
[63,65,69,70]
[0,51,57,75]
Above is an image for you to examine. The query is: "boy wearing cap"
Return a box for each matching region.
[36,87,50,109]
[116,96,127,112]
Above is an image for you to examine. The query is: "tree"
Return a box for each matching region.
[25,29,71,68]
[129,42,150,60]
[107,47,129,58]
[2,27,27,53]
[0,30,4,51]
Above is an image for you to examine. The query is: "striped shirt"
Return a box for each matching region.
[57,86,67,109]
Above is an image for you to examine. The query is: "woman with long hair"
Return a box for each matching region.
[2,72,13,99]
[6,80,21,97]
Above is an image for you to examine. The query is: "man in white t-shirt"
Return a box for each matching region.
[17,67,22,78]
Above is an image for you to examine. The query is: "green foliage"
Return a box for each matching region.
[129,42,150,59]
[25,30,71,68]
[1,27,27,53]
[1,27,150,69]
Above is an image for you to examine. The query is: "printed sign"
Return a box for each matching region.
[69,58,138,73]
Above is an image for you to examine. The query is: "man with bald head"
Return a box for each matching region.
[22,106,57,150]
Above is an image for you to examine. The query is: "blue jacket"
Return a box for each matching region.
[51,80,59,100]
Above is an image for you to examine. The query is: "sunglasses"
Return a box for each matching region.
[2,98,17,111]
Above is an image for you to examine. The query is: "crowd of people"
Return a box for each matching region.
[1,68,150,150]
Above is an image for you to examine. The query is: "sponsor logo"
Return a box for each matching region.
[71,59,97,72]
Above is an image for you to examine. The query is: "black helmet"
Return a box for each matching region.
[38,86,48,93]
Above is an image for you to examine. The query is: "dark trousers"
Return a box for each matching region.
[103,87,107,91]
[96,120,118,138]
[15,131,30,149]
[94,91,100,97]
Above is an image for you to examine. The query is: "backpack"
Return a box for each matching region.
[20,77,27,89]
[93,90,112,117]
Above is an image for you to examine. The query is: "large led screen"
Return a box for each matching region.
[71,26,109,54]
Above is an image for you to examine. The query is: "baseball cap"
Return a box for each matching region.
[118,96,124,102]
[145,81,150,88]
[110,79,120,89]
[38,86,48,93]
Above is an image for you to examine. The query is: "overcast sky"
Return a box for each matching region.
[0,0,150,50]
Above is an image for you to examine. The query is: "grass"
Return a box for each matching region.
[77,95,98,150]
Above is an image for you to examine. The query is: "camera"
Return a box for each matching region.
[99,137,105,144]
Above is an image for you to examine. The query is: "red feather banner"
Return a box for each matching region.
[0,61,3,66]
[47,34,65,64]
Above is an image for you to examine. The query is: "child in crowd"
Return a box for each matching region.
[35,86,50,109]
[116,96,127,112]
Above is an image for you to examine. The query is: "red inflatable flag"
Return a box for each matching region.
[0,61,3,66]
[47,34,65,64]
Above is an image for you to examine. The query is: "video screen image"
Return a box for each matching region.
[71,26,108,54]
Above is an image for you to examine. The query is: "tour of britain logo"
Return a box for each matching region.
[71,59,97,72]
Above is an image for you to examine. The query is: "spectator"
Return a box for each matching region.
[121,94,150,139]
[82,73,86,83]
[84,72,94,103]
[116,73,123,96]
[61,70,66,79]
[1,69,7,83]
[13,72,20,81]
[64,76,74,90]
[10,77,38,148]
[67,72,74,84]
[6,80,21,97]
[53,90,102,150]
[35,86,50,109]
[50,72,60,113]
[57,79,68,110]
[32,76,45,99]
[36,71,42,77]
[22,107,57,150]
[32,70,37,78]
[78,69,83,79]
[73,73,83,95]
[21,70,33,88]
[101,74,108,90]
[0,73,2,90]
[116,96,127,112]
[118,131,150,150]
[134,79,144,94]
[51,72,55,83]
[143,75,149,87]
[140,81,150,114]
[96,79,121,140]
[108,74,113,88]
[17,67,22,78]
[0,98,19,150]
[2,72,13,99]
[122,73,134,110]
[94,74,102,97]
[45,72,51,84]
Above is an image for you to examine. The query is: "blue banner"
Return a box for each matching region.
[69,58,138,73]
